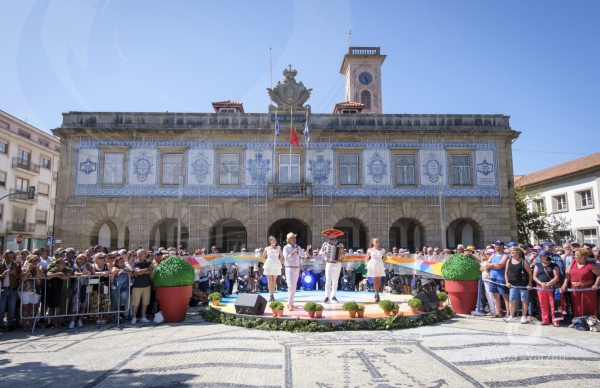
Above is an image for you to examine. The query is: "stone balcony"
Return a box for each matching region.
[12,158,40,175]
[6,221,36,233]
[9,189,38,204]
[269,183,312,200]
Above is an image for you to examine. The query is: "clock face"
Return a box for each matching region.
[358,71,373,85]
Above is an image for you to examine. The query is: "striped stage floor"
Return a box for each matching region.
[211,290,432,320]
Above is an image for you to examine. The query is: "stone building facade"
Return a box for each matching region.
[52,47,519,252]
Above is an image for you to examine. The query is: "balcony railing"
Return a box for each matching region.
[12,157,40,174]
[348,47,380,55]
[269,183,311,198]
[9,188,38,203]
[6,221,36,233]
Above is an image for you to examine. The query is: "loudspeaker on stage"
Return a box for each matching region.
[234,294,267,315]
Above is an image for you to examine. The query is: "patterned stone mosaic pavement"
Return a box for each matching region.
[1,308,600,387]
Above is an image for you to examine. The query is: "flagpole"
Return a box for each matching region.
[273,110,277,183]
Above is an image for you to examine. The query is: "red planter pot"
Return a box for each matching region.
[445,280,479,314]
[156,285,193,323]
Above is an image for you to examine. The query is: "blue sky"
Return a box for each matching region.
[1,0,599,175]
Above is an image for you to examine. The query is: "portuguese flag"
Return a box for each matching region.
[290,109,299,146]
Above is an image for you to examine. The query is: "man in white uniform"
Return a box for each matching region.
[283,232,311,311]
[319,229,346,303]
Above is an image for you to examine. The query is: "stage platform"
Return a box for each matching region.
[211,290,432,321]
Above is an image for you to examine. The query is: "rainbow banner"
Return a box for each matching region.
[183,253,444,277]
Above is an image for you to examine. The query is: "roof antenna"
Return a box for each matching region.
[349,28,352,48]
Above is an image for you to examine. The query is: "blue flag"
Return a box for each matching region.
[275,115,280,136]
[304,116,309,141]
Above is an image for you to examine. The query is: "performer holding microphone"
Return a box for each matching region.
[320,229,346,303]
[283,232,311,311]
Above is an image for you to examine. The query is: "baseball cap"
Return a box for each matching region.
[506,242,518,247]
[543,241,555,247]
[153,251,162,256]
[532,245,542,251]
[54,249,65,255]
[539,249,551,256]
[493,240,504,245]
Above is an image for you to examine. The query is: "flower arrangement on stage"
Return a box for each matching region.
[303,302,318,318]
[208,292,222,306]
[269,301,283,317]
[436,292,448,308]
[378,299,396,316]
[342,301,360,318]
[314,303,323,318]
[200,306,455,332]
[407,298,423,314]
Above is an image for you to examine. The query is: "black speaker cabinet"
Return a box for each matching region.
[234,294,267,315]
[415,291,440,312]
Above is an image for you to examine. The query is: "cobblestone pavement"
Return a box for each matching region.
[1,309,600,388]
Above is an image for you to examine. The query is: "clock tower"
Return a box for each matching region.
[340,47,386,114]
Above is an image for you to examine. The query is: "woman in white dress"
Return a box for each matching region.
[365,237,387,302]
[262,236,283,302]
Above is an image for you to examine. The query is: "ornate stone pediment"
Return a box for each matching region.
[267,65,312,110]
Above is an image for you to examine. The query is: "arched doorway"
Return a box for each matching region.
[150,218,189,250]
[90,218,120,250]
[447,218,484,249]
[334,218,367,251]
[269,218,311,248]
[389,218,424,252]
[210,219,246,253]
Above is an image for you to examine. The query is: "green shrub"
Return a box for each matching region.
[274,303,284,311]
[436,292,448,301]
[303,302,318,312]
[208,292,222,301]
[392,303,399,310]
[407,298,423,308]
[153,256,195,287]
[378,300,395,311]
[269,301,282,309]
[342,301,359,311]
[314,304,324,311]
[356,304,365,311]
[441,254,481,281]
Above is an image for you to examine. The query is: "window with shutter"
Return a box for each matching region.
[219,154,239,185]
[340,154,359,185]
[38,182,49,196]
[553,194,568,212]
[13,207,26,223]
[279,154,300,183]
[162,154,182,185]
[104,153,124,185]
[575,189,593,209]
[451,155,471,185]
[0,171,5,187]
[35,210,47,224]
[395,155,415,185]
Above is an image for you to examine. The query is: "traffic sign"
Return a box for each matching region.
[55,239,62,244]
[46,236,53,246]
[16,234,23,245]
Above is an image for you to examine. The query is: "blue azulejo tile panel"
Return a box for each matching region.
[186,149,215,186]
[76,148,100,185]
[74,140,500,198]
[363,149,391,186]
[305,148,334,186]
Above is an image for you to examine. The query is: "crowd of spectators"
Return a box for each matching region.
[1,240,598,332]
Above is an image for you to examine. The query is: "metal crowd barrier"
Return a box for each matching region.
[19,274,131,333]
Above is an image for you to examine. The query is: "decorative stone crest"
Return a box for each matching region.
[191,152,211,183]
[133,151,153,182]
[247,152,271,184]
[423,153,443,183]
[367,152,387,183]
[267,65,313,109]
[79,157,97,175]
[309,155,332,185]
[476,158,494,176]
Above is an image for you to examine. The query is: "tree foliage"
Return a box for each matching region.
[515,186,571,243]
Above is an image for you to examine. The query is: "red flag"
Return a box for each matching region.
[290,115,299,146]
